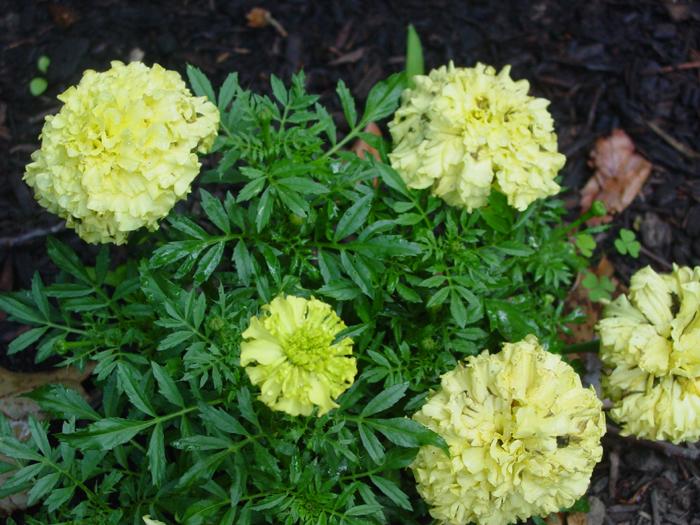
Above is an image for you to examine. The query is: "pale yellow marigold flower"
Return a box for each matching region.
[24,61,219,244]
[240,295,356,417]
[410,335,605,525]
[597,264,700,443]
[389,62,565,211]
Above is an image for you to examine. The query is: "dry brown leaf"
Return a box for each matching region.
[350,122,382,162]
[566,511,589,525]
[245,7,288,37]
[580,129,652,226]
[329,48,365,66]
[545,512,566,525]
[0,362,96,517]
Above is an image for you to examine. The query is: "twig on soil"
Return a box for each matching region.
[0,222,65,248]
[641,60,700,75]
[609,450,620,501]
[606,423,700,461]
[643,119,700,160]
[639,245,674,271]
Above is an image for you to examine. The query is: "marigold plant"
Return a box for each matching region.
[240,295,356,417]
[597,264,700,443]
[410,335,605,525]
[24,60,219,244]
[389,62,565,211]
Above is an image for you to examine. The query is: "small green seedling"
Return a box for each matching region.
[29,55,50,96]
[615,228,641,258]
[582,272,615,302]
[575,233,596,258]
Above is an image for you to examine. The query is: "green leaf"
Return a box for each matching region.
[450,290,467,328]
[0,294,44,324]
[232,240,254,287]
[218,72,239,110]
[484,299,540,340]
[27,471,61,505]
[200,189,231,234]
[395,282,421,303]
[494,241,534,257]
[270,74,288,105]
[147,423,166,487]
[358,424,385,464]
[29,77,47,96]
[172,435,234,451]
[373,161,410,197]
[58,418,152,450]
[158,330,194,351]
[334,194,373,242]
[47,237,91,283]
[177,448,233,487]
[366,418,449,456]
[615,228,641,258]
[198,402,249,437]
[362,73,404,124]
[405,24,424,90]
[186,64,216,102]
[237,177,267,203]
[28,417,50,457]
[194,242,225,284]
[277,177,329,195]
[426,287,449,308]
[8,326,48,355]
[337,79,357,128]
[168,215,208,240]
[44,485,75,512]
[24,383,100,421]
[256,187,274,232]
[117,363,156,417]
[277,187,309,217]
[0,436,43,462]
[575,233,596,258]
[371,475,412,510]
[361,383,408,417]
[151,362,185,408]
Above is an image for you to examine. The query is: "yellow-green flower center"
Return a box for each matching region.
[284,325,335,372]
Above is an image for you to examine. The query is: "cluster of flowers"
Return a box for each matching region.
[24,62,700,525]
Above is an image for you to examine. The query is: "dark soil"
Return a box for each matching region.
[1,1,700,524]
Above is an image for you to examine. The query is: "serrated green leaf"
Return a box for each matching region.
[232,240,254,287]
[485,299,540,340]
[172,435,234,451]
[117,363,156,417]
[0,294,44,324]
[426,287,449,308]
[337,79,357,127]
[147,422,165,487]
[168,216,209,240]
[334,194,373,242]
[58,418,152,450]
[371,475,412,510]
[256,187,274,232]
[406,25,424,90]
[358,424,385,464]
[200,189,231,234]
[47,237,91,283]
[8,326,48,355]
[194,242,225,284]
[24,383,100,421]
[361,382,408,417]
[277,177,329,194]
[151,362,185,408]
[270,74,288,105]
[450,290,467,328]
[44,485,75,512]
[362,73,404,124]
[236,177,266,203]
[27,471,61,505]
[158,330,194,351]
[366,418,449,456]
[277,187,309,216]
[186,64,216,102]
[198,402,249,437]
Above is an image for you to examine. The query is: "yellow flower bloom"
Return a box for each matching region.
[240,295,356,417]
[597,264,700,443]
[389,62,565,211]
[410,335,605,525]
[24,61,219,244]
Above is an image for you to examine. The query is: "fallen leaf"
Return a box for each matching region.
[329,48,365,66]
[0,362,96,517]
[566,511,588,525]
[580,129,652,226]
[246,7,288,37]
[350,122,382,162]
[545,512,566,525]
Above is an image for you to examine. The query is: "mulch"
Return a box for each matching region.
[1,1,699,524]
